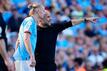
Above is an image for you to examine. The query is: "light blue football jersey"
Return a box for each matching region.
[13,17,37,60]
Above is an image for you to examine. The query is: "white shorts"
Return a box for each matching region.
[15,60,35,71]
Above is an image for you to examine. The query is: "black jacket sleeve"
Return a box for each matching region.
[0,13,6,39]
[52,21,73,32]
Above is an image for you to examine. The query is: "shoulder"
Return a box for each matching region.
[23,17,34,25]
[24,17,33,21]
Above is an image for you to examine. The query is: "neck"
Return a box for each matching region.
[38,23,45,28]
[38,23,50,28]
[32,15,38,22]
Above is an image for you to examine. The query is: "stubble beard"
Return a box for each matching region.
[42,15,51,26]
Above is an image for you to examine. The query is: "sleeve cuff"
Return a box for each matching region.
[24,31,31,34]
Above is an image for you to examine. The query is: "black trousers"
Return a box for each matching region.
[36,63,56,71]
[0,56,8,71]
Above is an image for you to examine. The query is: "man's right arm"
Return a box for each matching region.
[53,17,98,32]
[23,32,34,59]
[0,39,8,62]
[0,27,10,62]
[0,13,15,71]
[23,20,36,67]
[0,38,15,71]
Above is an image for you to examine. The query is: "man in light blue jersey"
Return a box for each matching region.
[13,3,39,71]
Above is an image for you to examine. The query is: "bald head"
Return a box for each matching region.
[28,3,51,26]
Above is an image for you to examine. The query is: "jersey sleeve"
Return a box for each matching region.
[0,13,6,39]
[24,20,33,34]
[53,21,73,32]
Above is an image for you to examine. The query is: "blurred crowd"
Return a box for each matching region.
[0,0,107,71]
